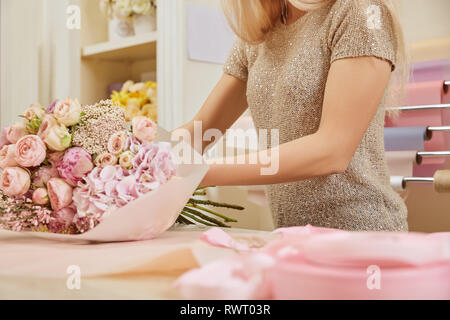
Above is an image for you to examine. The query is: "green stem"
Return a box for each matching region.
[183,207,230,227]
[188,199,244,210]
[186,203,237,222]
[181,211,217,227]
[177,214,194,225]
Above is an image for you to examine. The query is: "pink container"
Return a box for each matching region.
[267,260,449,300]
[264,231,450,300]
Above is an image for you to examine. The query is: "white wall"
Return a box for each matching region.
[0,0,79,128]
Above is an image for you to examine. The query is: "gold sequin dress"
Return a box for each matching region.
[223,0,408,231]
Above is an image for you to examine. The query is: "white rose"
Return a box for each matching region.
[24,103,45,120]
[115,0,133,17]
[53,98,81,126]
[131,0,151,15]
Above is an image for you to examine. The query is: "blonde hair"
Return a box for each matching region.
[222,0,409,113]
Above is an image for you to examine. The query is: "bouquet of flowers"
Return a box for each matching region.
[0,99,243,241]
[100,0,157,19]
[111,80,157,122]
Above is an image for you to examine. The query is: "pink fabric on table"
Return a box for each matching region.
[200,227,252,252]
[176,226,450,300]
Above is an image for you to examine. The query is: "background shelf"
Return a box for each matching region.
[82,32,157,61]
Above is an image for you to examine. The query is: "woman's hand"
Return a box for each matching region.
[200,56,392,186]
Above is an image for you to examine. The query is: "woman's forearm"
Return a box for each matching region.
[201,131,349,186]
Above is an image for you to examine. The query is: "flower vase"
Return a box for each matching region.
[108,18,135,41]
[133,14,157,35]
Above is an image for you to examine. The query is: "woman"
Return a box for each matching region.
[176,0,409,231]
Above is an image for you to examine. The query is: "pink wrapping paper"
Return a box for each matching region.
[385,80,450,174]
[1,127,209,242]
[176,226,450,300]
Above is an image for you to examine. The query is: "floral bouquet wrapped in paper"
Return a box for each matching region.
[0,98,228,242]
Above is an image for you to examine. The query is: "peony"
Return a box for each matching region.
[32,188,49,205]
[0,167,31,197]
[46,99,59,114]
[38,116,71,151]
[32,165,59,188]
[94,152,118,168]
[107,131,127,155]
[0,144,18,169]
[6,122,27,144]
[47,178,73,211]
[48,206,76,234]
[53,98,81,126]
[15,135,47,167]
[132,116,157,142]
[0,126,11,148]
[57,147,93,186]
[119,151,134,169]
[23,103,45,121]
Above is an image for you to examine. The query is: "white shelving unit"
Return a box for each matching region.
[79,0,158,107]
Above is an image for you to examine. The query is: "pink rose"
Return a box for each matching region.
[24,103,45,120]
[32,165,59,188]
[32,188,49,205]
[37,115,58,140]
[15,135,47,167]
[132,116,157,142]
[0,127,11,148]
[37,115,71,151]
[6,122,27,144]
[57,147,93,186]
[47,178,73,211]
[48,206,76,233]
[0,167,31,197]
[107,131,127,155]
[94,152,117,168]
[0,144,18,169]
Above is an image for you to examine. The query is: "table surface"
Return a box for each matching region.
[0,226,275,300]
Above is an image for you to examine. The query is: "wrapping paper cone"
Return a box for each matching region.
[3,127,209,242]
[384,126,429,151]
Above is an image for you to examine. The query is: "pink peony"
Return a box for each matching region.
[132,116,157,142]
[32,165,59,188]
[23,103,45,120]
[47,178,73,211]
[107,131,127,155]
[32,188,49,205]
[0,126,11,148]
[48,206,76,233]
[6,122,27,144]
[0,167,31,197]
[0,144,18,169]
[15,135,47,167]
[94,152,117,168]
[57,147,93,186]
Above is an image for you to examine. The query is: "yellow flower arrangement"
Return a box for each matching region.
[110,80,158,122]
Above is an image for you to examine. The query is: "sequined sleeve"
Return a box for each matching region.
[328,0,396,71]
[223,38,249,81]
